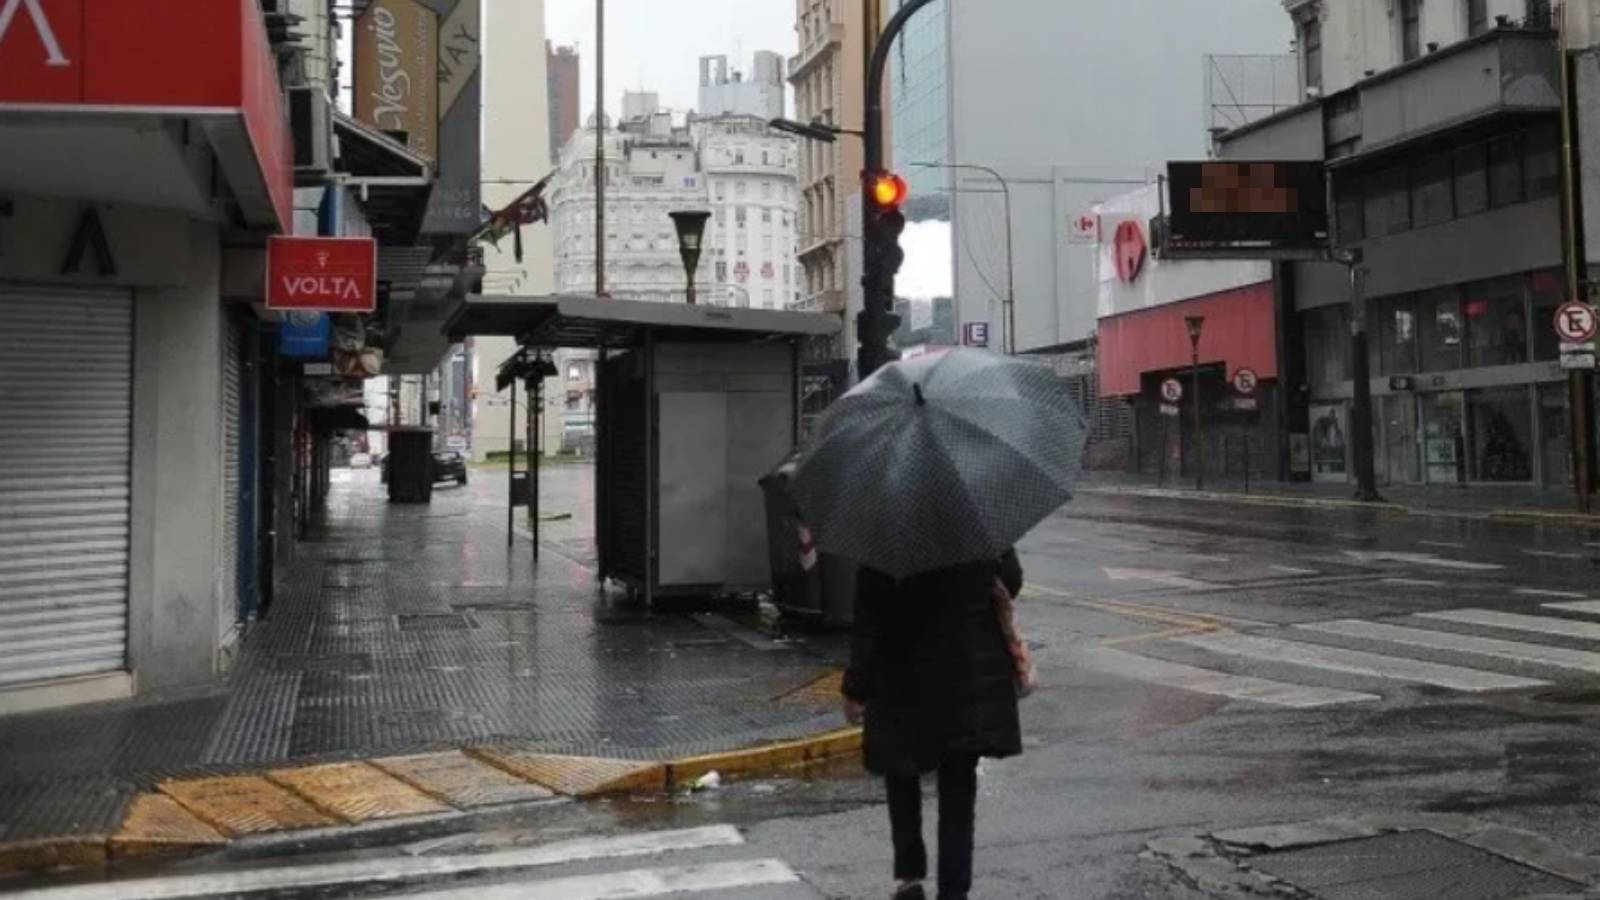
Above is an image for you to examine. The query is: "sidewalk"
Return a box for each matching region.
[1081,470,1600,522]
[0,466,851,871]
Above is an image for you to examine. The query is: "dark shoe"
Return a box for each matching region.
[892,884,927,900]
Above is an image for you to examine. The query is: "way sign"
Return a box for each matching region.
[1160,378,1184,403]
[1160,403,1181,417]
[1555,301,1599,343]
[1232,368,1260,396]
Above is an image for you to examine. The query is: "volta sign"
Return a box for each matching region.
[266,237,378,313]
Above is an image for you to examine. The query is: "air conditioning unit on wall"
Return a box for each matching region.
[290,86,332,186]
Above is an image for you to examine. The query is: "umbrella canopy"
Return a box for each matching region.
[788,349,1086,579]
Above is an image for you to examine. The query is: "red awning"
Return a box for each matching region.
[1098,282,1279,397]
[0,0,293,233]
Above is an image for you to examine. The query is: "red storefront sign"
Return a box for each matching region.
[266,237,379,313]
[0,0,294,233]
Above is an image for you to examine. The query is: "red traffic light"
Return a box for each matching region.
[867,172,909,210]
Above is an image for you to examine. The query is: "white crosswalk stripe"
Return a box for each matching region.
[1299,619,1600,674]
[1417,608,1600,642]
[1082,647,1379,708]
[1175,631,1548,692]
[1545,600,1600,617]
[6,826,796,900]
[407,860,805,899]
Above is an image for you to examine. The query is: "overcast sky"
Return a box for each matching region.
[544,0,797,118]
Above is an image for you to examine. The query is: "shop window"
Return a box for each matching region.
[1540,383,1573,487]
[1488,133,1525,208]
[1422,392,1468,484]
[1453,143,1489,216]
[1525,122,1561,201]
[1302,18,1323,94]
[1376,297,1419,375]
[1306,306,1351,390]
[1411,154,1454,228]
[1531,269,1566,361]
[1400,0,1422,62]
[1418,288,1464,372]
[1463,276,1529,368]
[1363,166,1410,238]
[1380,394,1421,484]
[1468,387,1535,481]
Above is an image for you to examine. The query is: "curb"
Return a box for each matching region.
[0,727,862,880]
[1081,484,1600,525]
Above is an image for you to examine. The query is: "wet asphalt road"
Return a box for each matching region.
[19,486,1600,899]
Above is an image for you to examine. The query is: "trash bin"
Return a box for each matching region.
[387,428,434,504]
[760,453,854,628]
[509,471,531,507]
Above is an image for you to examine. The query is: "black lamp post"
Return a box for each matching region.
[669,210,711,306]
[1185,315,1206,491]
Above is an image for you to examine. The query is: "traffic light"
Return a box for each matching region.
[860,170,909,365]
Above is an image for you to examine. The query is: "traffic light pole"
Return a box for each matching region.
[860,0,936,379]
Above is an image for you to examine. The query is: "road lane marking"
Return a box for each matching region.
[1514,588,1589,600]
[1343,551,1503,571]
[1382,578,1445,588]
[406,860,803,899]
[1268,565,1318,576]
[1524,550,1586,561]
[1103,567,1215,591]
[1299,620,1600,674]
[6,826,747,900]
[1545,600,1600,617]
[1179,553,1232,563]
[1176,631,1547,692]
[1081,647,1379,708]
[1417,608,1600,642]
[1101,624,1218,648]
[1418,541,1466,549]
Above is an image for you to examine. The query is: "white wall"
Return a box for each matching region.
[945,0,1293,351]
[1306,0,1534,97]
[1095,184,1272,318]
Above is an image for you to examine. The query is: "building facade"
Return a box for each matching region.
[699,116,802,311]
[886,0,1290,358]
[699,52,787,120]
[790,0,884,366]
[1216,2,1567,488]
[547,42,581,164]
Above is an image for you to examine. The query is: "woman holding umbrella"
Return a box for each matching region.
[789,349,1085,900]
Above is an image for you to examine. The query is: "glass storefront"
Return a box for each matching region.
[1540,383,1572,488]
[1467,387,1534,482]
[1421,392,1467,484]
[1378,394,1420,485]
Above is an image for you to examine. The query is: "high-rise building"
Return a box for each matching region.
[699,116,802,310]
[546,42,581,163]
[699,52,786,120]
[470,0,558,462]
[790,0,888,368]
[889,0,949,223]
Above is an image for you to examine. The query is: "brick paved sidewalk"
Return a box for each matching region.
[0,466,846,847]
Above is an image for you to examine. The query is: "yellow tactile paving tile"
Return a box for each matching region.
[371,750,556,809]
[266,762,451,824]
[467,749,667,798]
[775,669,845,705]
[158,775,339,837]
[110,793,228,860]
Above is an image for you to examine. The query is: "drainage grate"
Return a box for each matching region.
[1250,831,1580,900]
[395,613,476,632]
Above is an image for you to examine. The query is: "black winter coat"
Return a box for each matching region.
[842,551,1024,777]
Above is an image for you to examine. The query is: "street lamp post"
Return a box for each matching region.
[669,210,711,306]
[1185,315,1206,491]
[913,161,1014,353]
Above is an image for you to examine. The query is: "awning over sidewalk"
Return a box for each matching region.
[444,294,843,348]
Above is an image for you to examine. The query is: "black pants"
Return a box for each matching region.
[885,754,979,898]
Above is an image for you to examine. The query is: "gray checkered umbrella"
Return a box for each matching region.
[788,349,1086,579]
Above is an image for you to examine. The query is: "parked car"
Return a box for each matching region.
[432,450,468,486]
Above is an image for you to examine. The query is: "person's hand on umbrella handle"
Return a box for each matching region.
[842,696,865,725]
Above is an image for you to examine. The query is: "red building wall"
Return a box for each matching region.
[1098,282,1278,397]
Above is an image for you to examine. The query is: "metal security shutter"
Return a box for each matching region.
[221,317,242,636]
[0,287,132,687]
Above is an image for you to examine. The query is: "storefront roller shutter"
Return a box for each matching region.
[221,317,242,636]
[0,287,132,687]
